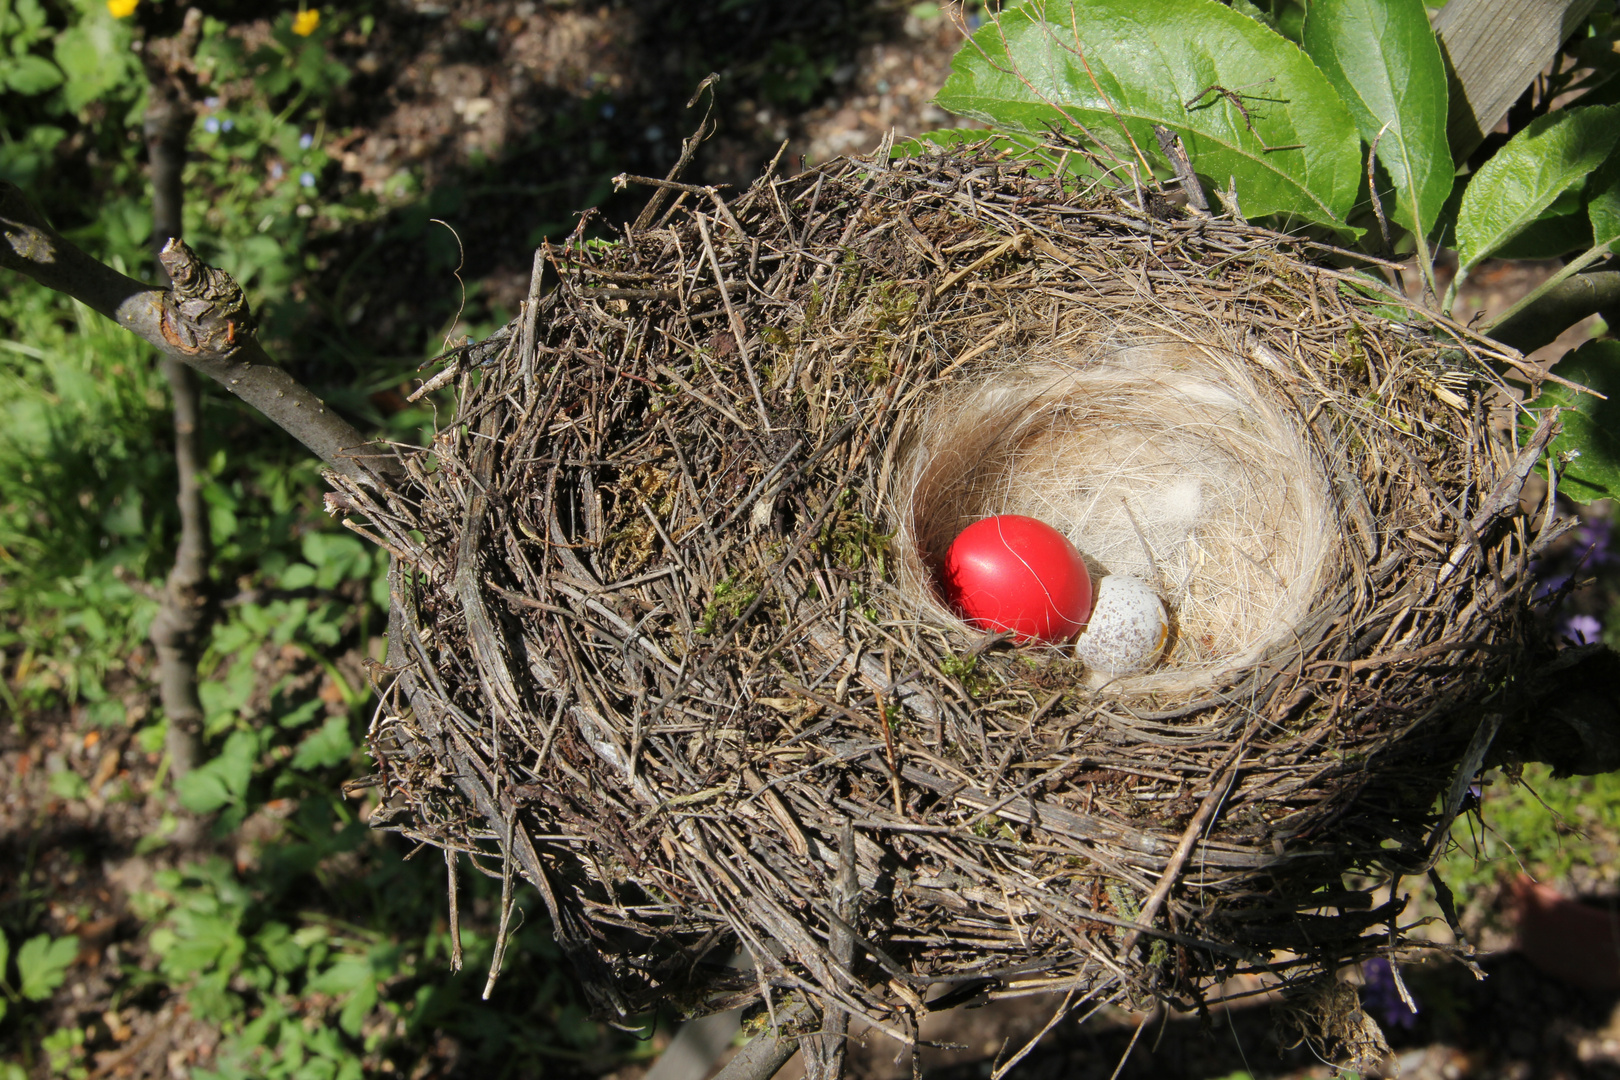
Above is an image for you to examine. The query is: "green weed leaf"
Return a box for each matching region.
[16,933,77,1001]
[53,20,139,112]
[1457,105,1620,271]
[176,730,258,814]
[4,55,63,95]
[291,715,354,771]
[1302,0,1451,237]
[1526,340,1620,503]
[47,767,89,801]
[935,0,1362,228]
[338,975,379,1036]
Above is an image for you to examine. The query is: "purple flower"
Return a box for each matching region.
[299,171,316,188]
[203,116,220,134]
[299,132,314,150]
[1574,517,1613,568]
[1362,957,1418,1030]
[1533,569,1572,602]
[1563,613,1602,644]
[204,96,221,110]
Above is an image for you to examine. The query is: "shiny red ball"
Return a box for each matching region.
[939,515,1093,644]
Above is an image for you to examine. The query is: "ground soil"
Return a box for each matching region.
[5,2,1619,1078]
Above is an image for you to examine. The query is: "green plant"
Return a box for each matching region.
[0,928,79,1024]
[1442,763,1620,893]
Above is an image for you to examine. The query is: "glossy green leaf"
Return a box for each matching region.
[1456,105,1620,271]
[1494,211,1592,260]
[1302,0,1452,237]
[1526,340,1620,503]
[1587,151,1620,248]
[935,0,1363,229]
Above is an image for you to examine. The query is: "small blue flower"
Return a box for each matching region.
[600,103,615,119]
[299,132,314,150]
[1564,613,1602,644]
[270,162,284,180]
[203,117,220,134]
[300,171,316,188]
[204,96,221,110]
[222,118,234,132]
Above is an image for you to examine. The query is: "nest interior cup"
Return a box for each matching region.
[898,337,1335,692]
[333,144,1557,1069]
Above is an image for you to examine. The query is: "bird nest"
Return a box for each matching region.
[330,145,1565,1068]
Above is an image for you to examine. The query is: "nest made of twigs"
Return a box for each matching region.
[330,143,1565,1068]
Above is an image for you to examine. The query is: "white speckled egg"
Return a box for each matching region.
[1075,575,1169,676]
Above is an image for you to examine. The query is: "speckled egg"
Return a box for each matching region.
[1074,575,1169,676]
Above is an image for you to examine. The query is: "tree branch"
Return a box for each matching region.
[1485,266,1620,354]
[0,181,403,488]
[709,999,812,1080]
[143,10,209,777]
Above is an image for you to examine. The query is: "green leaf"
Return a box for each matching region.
[1302,0,1452,238]
[935,0,1363,229]
[1456,105,1620,271]
[338,975,378,1037]
[278,562,318,590]
[291,716,354,771]
[254,923,307,975]
[1527,340,1620,502]
[1495,211,1592,261]
[16,934,78,1001]
[307,954,371,996]
[1587,151,1620,248]
[4,55,63,95]
[54,19,139,113]
[47,768,89,801]
[176,730,258,813]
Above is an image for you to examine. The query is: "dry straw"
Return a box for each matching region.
[331,143,1566,1071]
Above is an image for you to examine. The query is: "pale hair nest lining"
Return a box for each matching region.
[894,338,1337,695]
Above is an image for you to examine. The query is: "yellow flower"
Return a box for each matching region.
[107,0,138,16]
[291,8,320,36]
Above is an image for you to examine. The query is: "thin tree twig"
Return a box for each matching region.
[0,182,402,488]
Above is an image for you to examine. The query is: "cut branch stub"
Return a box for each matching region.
[159,237,257,355]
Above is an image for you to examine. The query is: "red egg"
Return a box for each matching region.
[939,515,1092,644]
